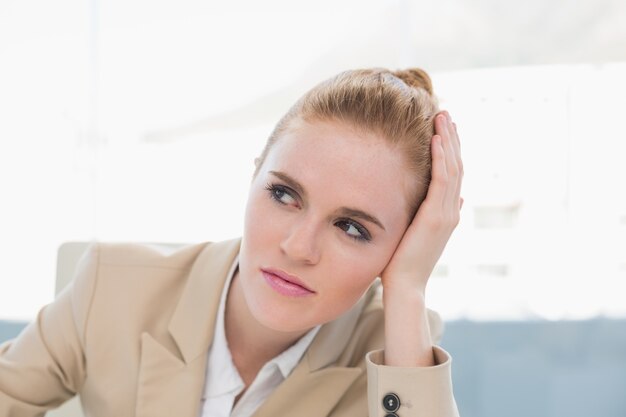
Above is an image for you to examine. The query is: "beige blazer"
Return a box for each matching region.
[0,239,458,417]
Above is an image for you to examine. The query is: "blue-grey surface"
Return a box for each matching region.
[1,319,625,416]
[0,320,27,344]
[440,319,626,417]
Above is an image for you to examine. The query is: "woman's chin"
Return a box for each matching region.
[248,301,315,334]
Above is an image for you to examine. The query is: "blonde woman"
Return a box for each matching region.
[0,68,463,417]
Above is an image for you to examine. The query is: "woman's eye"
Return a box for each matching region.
[335,219,371,242]
[265,183,298,206]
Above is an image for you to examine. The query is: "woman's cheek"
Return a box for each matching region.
[331,251,380,292]
[339,242,388,275]
[247,193,277,233]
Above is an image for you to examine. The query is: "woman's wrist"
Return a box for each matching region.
[381,273,428,298]
[382,281,435,367]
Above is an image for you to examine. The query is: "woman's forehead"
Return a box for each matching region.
[262,121,414,220]
[272,121,402,169]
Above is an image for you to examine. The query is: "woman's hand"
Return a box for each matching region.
[380,110,463,367]
[381,110,463,295]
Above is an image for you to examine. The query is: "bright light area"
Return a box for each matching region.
[428,63,626,321]
[1,0,624,322]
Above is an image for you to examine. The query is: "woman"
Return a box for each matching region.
[0,68,463,417]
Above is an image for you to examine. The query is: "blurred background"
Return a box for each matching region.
[1,0,625,416]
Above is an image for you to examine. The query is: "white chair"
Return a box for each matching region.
[46,242,90,417]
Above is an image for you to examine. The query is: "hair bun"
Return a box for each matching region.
[392,68,434,96]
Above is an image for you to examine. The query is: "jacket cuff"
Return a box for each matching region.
[366,346,459,417]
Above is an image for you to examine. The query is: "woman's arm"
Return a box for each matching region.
[381,110,463,367]
[0,245,97,416]
[364,111,461,417]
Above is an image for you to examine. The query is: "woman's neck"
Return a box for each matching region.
[224,269,309,385]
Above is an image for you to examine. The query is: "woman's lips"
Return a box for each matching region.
[261,268,316,297]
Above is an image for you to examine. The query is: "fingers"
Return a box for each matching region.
[438,114,458,178]
[426,134,448,208]
[439,112,463,174]
[418,111,464,229]
[436,111,462,166]
[447,115,463,206]
[433,111,463,223]
[448,115,464,183]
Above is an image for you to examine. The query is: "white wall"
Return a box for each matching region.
[1,0,624,321]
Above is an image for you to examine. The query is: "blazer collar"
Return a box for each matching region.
[135,239,241,417]
[168,238,241,363]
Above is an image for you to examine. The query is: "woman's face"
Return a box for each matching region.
[238,120,416,332]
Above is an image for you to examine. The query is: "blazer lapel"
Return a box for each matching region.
[135,238,242,417]
[253,359,362,417]
[135,332,207,417]
[168,238,242,363]
[254,281,380,417]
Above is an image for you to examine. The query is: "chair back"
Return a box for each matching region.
[46,242,90,417]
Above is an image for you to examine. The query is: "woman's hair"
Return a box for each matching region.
[255,67,439,218]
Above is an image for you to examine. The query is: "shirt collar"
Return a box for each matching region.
[269,323,319,378]
[204,255,244,398]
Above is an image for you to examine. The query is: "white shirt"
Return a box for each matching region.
[198,258,320,417]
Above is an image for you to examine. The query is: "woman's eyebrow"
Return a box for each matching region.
[269,171,307,197]
[336,207,385,231]
[268,170,386,231]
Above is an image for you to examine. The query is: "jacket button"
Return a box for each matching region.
[382,393,401,412]
[384,414,399,417]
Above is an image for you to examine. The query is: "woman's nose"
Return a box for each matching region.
[279,221,321,265]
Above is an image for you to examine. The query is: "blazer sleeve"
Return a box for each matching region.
[365,309,459,417]
[0,244,99,417]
